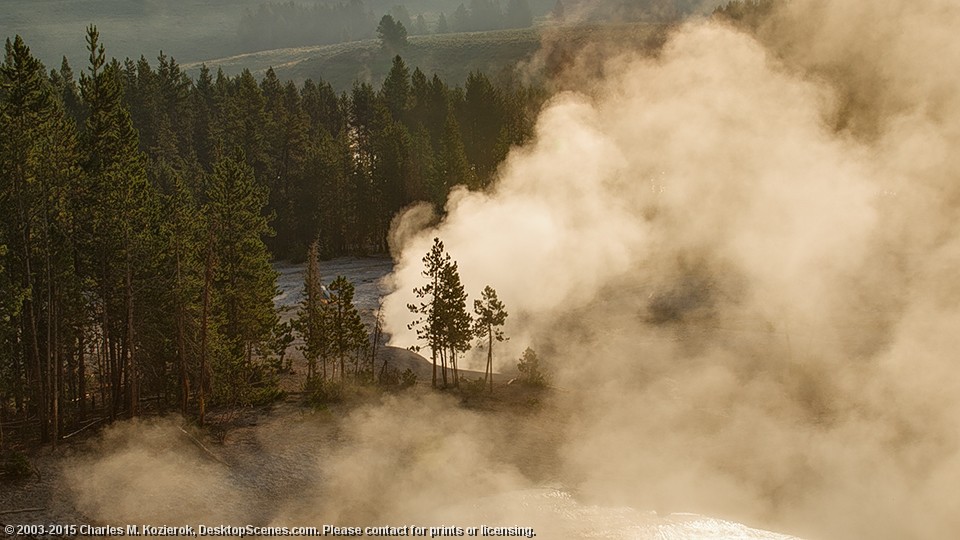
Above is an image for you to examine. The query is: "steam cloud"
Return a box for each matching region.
[378,0,960,537]
[63,1,960,538]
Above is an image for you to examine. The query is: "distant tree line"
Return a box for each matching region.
[440,0,534,33]
[238,0,537,50]
[544,0,702,23]
[238,1,379,52]
[0,27,542,446]
[712,0,777,28]
[238,0,539,52]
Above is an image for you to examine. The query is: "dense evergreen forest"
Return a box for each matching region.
[0,27,542,448]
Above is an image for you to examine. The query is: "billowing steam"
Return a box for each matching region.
[62,1,960,538]
[379,0,960,538]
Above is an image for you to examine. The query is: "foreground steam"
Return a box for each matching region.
[380,1,960,538]
[63,1,960,539]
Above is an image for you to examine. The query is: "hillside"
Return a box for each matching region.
[0,0,560,73]
[0,0,262,68]
[185,23,672,90]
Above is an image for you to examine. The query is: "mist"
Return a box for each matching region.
[54,0,960,538]
[378,0,960,537]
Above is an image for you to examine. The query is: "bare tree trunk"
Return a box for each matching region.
[126,261,137,417]
[452,349,459,388]
[199,245,214,426]
[50,285,59,447]
[372,304,382,383]
[102,272,117,421]
[175,250,190,415]
[111,331,122,418]
[96,336,107,416]
[487,330,493,394]
[22,251,47,441]
[440,347,448,388]
[27,299,47,441]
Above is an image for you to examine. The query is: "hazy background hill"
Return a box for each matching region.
[0,0,557,69]
[183,23,669,91]
[2,0,717,83]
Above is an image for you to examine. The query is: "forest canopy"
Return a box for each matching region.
[0,27,541,445]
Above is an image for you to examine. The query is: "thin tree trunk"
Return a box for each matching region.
[126,261,137,417]
[103,274,116,421]
[487,330,493,394]
[21,234,47,441]
[96,336,107,416]
[75,250,86,421]
[176,251,189,416]
[111,329,122,418]
[452,349,459,388]
[199,244,214,426]
[26,293,47,442]
[371,305,382,382]
[51,284,59,447]
[78,333,86,420]
[440,347,448,388]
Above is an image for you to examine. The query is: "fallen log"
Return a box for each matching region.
[61,418,106,440]
[177,425,228,466]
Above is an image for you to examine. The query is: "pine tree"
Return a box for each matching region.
[220,69,269,181]
[294,240,329,380]
[192,65,217,171]
[415,14,429,35]
[326,276,367,382]
[204,148,279,405]
[161,175,204,415]
[432,106,475,203]
[517,347,545,386]
[453,4,471,32]
[298,132,350,257]
[373,116,412,250]
[376,14,408,51]
[473,285,507,393]
[463,71,505,187]
[348,82,386,251]
[1,35,84,442]
[437,12,450,33]
[438,260,471,387]
[408,237,449,387]
[80,26,159,420]
[408,238,472,388]
[381,56,410,122]
[263,71,309,258]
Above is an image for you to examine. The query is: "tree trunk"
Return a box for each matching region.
[199,244,214,426]
[440,347,448,388]
[78,333,86,420]
[21,243,47,441]
[126,261,137,417]
[487,330,493,394]
[111,330,122,418]
[176,251,190,416]
[50,284,59,447]
[26,297,47,442]
[451,348,459,388]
